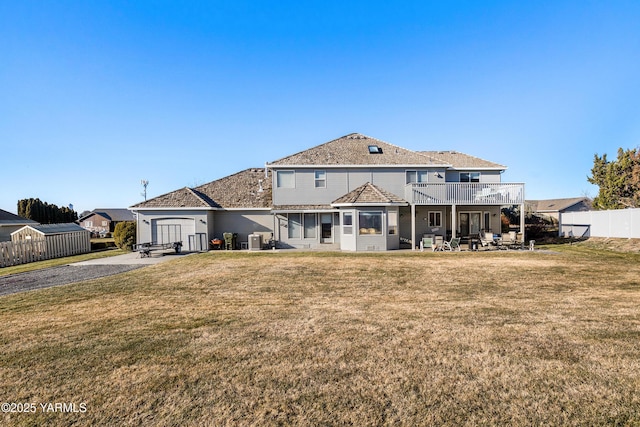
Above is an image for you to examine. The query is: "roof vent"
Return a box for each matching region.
[368,145,383,154]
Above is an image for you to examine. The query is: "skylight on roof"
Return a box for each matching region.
[368,145,383,154]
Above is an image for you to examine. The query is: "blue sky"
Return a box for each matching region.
[2,1,639,214]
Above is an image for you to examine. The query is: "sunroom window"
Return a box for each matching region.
[359,211,382,235]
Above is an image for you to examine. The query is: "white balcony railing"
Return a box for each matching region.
[406,182,525,205]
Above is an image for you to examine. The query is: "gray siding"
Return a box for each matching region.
[214,211,274,248]
[445,170,502,183]
[136,209,210,250]
[272,167,447,205]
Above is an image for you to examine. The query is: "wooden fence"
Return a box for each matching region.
[0,234,91,268]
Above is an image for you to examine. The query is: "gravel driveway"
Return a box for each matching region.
[0,251,184,297]
[0,265,145,296]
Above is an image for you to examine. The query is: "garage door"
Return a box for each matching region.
[152,218,195,245]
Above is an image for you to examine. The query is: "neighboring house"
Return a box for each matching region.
[0,208,38,242]
[130,133,525,251]
[79,209,136,235]
[526,198,592,224]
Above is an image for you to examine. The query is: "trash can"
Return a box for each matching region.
[469,239,479,251]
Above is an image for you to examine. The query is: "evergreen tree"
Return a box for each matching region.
[588,147,640,209]
[16,198,79,224]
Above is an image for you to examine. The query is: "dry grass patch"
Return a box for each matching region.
[1,249,640,426]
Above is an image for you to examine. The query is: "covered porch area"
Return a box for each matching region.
[404,182,526,250]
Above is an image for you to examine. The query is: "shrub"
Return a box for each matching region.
[113,221,136,251]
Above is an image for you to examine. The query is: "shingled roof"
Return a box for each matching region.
[526,197,591,213]
[269,133,448,166]
[420,151,505,169]
[332,182,408,206]
[0,209,38,225]
[193,168,272,209]
[131,169,271,209]
[79,208,135,222]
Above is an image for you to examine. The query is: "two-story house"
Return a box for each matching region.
[130,133,525,251]
[79,208,136,236]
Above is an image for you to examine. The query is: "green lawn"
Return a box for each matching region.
[1,243,639,426]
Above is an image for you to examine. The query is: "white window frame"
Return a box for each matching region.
[484,211,491,232]
[388,210,398,235]
[287,213,301,239]
[460,172,481,183]
[314,170,326,188]
[276,170,295,188]
[343,212,353,235]
[358,211,383,235]
[428,211,442,227]
[406,170,429,184]
[303,213,317,239]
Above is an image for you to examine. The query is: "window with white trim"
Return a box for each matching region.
[314,170,326,188]
[303,213,317,238]
[288,213,301,238]
[406,170,429,184]
[277,170,295,188]
[359,211,383,235]
[428,211,442,227]
[460,172,480,183]
[388,211,398,235]
[343,213,353,235]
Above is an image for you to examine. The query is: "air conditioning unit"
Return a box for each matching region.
[248,234,262,250]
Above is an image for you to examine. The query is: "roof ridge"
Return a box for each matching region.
[421,150,506,168]
[186,187,217,207]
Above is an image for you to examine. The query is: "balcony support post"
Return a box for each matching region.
[411,203,416,250]
[451,204,457,239]
[520,202,526,242]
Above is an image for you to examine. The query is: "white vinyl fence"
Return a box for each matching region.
[560,208,640,238]
[0,235,91,268]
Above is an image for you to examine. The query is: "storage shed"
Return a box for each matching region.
[11,223,91,257]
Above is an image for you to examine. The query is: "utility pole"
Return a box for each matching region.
[141,180,149,201]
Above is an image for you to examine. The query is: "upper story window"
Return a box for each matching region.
[276,170,295,188]
[314,170,326,188]
[406,170,429,184]
[460,172,480,183]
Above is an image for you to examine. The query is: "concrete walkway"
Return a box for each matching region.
[70,251,190,266]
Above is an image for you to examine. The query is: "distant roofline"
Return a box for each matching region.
[266,164,453,168]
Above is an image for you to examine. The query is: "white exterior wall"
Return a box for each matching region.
[560,208,640,238]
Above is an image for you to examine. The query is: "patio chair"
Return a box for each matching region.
[500,231,522,249]
[420,236,434,252]
[434,235,445,251]
[479,230,496,249]
[443,237,461,251]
